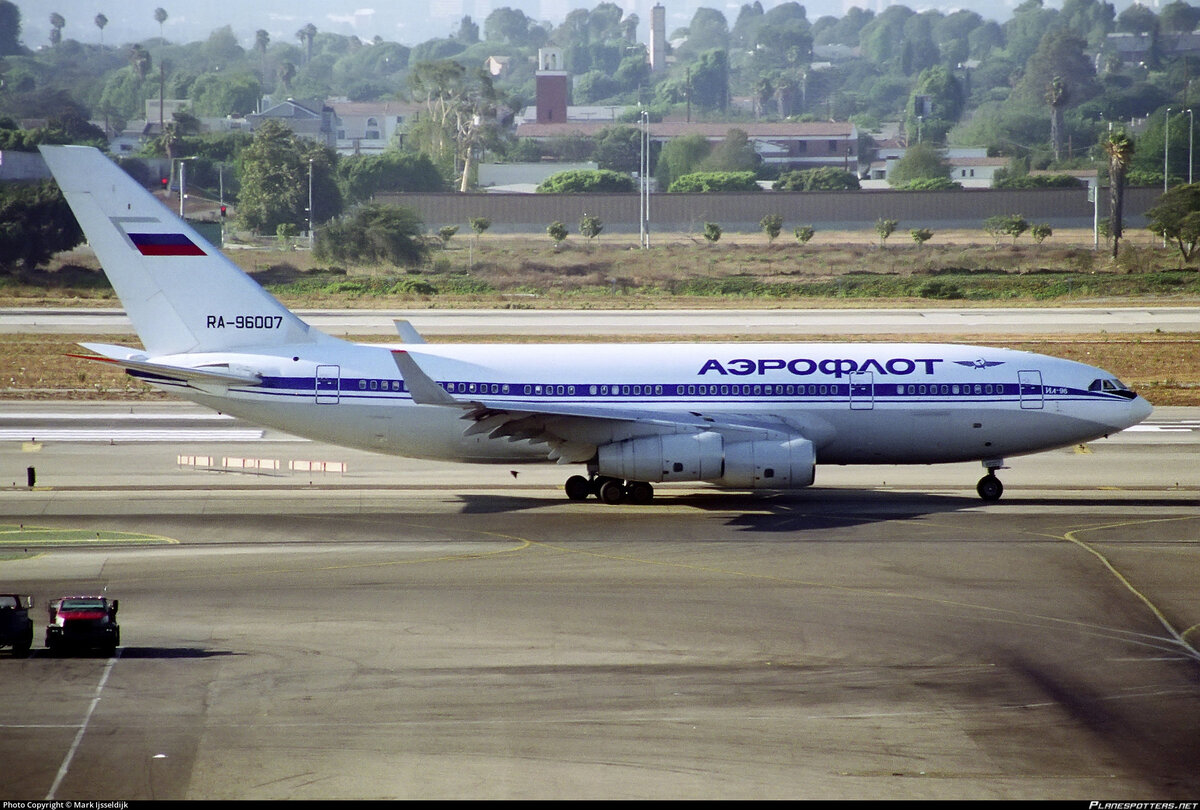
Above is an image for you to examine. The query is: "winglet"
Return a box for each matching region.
[391,350,459,406]
[392,319,427,343]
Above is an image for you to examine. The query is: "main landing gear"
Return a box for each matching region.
[565,474,654,505]
[976,460,1006,502]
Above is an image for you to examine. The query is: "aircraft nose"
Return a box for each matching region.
[1108,393,1153,432]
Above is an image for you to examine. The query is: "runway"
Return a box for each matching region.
[0,403,1198,799]
[3,305,1199,336]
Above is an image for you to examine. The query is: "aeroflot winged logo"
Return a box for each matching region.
[954,359,1006,370]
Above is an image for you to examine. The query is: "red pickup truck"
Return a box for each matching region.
[46,595,120,655]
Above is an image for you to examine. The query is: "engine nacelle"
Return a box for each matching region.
[596,431,815,489]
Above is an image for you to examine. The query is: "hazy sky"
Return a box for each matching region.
[10,0,1145,52]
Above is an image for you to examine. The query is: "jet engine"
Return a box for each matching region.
[596,431,815,489]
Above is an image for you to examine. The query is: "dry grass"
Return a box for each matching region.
[4,331,1195,406]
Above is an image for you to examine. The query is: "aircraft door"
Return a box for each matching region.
[316,364,340,404]
[849,371,874,410]
[1018,370,1043,410]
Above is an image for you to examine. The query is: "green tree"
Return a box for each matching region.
[875,217,898,246]
[1145,183,1200,261]
[984,214,1030,245]
[794,225,815,244]
[547,221,568,246]
[668,171,759,192]
[537,169,635,193]
[154,7,167,39]
[760,213,783,242]
[773,167,859,190]
[579,213,603,242]
[703,222,722,243]
[654,133,710,191]
[0,1,21,56]
[315,203,428,267]
[911,227,933,246]
[888,142,951,187]
[0,182,84,270]
[237,119,341,234]
[48,12,65,47]
[469,217,491,238]
[338,150,445,203]
[1031,223,1053,244]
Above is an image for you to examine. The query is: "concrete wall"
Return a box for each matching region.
[375,187,1163,235]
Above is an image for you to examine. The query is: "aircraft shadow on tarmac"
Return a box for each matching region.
[453,488,1189,534]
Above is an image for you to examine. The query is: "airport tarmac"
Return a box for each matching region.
[0,403,1198,800]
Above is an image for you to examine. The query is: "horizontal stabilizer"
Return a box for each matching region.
[72,344,262,387]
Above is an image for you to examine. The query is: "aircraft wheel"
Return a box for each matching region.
[565,475,592,501]
[626,481,654,504]
[598,478,625,505]
[976,473,1003,502]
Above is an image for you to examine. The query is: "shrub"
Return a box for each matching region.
[760,214,783,242]
[668,171,760,192]
[703,222,722,243]
[547,221,568,245]
[911,227,933,246]
[875,218,898,247]
[579,214,603,241]
[536,169,635,193]
[794,225,815,244]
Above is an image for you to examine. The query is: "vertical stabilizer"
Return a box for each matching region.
[40,145,329,356]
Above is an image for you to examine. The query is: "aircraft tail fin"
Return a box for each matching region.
[39,145,331,356]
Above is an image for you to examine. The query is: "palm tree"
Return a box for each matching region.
[255,29,270,84]
[94,13,107,46]
[1046,77,1069,162]
[297,23,316,66]
[1103,130,1135,259]
[49,12,65,46]
[154,8,168,40]
[128,44,152,79]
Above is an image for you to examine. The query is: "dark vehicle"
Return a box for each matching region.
[0,594,34,656]
[46,596,120,655]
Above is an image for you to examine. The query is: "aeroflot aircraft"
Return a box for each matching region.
[41,145,1153,504]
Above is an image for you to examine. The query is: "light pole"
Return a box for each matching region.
[307,159,314,249]
[639,110,650,249]
[1164,107,1172,196]
[176,156,196,218]
[1189,108,1194,184]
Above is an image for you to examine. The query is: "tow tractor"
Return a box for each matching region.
[0,594,34,656]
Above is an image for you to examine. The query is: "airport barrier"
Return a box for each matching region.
[289,460,348,474]
[177,455,347,475]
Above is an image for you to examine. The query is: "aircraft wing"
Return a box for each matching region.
[392,350,809,463]
[73,343,263,387]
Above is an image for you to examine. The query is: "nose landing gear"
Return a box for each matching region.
[976,459,1006,501]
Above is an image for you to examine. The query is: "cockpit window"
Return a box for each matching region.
[1089,378,1136,398]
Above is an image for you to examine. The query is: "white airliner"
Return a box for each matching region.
[41,145,1153,503]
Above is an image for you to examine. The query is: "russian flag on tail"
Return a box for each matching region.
[128,232,206,256]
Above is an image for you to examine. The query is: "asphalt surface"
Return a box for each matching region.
[0,403,1197,800]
